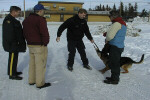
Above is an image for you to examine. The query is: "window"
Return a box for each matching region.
[44,14,51,18]
[74,7,80,11]
[53,4,56,8]
[44,6,50,10]
[59,7,65,11]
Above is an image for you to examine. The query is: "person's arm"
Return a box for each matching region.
[39,18,50,46]
[57,19,70,37]
[3,19,14,42]
[56,19,70,42]
[106,22,121,41]
[84,22,94,43]
[15,21,26,52]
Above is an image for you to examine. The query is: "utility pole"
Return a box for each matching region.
[120,1,121,16]
[148,11,150,22]
[24,0,25,18]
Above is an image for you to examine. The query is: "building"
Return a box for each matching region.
[38,1,110,22]
[87,11,110,22]
[0,10,9,18]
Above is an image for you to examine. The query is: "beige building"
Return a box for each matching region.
[38,1,110,22]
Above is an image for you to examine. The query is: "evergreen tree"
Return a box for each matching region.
[95,6,99,11]
[134,2,138,17]
[119,2,124,17]
[89,8,92,11]
[106,4,109,11]
[97,6,100,10]
[91,2,139,18]
[124,6,128,17]
[128,3,134,17]
[99,4,102,11]
[108,7,111,11]
[102,5,105,11]
[113,4,116,11]
[140,9,148,17]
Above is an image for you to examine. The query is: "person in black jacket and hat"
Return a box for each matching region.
[56,9,94,71]
[2,6,26,80]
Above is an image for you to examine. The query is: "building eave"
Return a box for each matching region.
[38,1,84,5]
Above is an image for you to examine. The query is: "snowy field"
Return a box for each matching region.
[0,18,150,100]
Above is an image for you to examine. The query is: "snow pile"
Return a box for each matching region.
[126,23,141,37]
[89,22,142,37]
[89,24,110,35]
[133,16,149,23]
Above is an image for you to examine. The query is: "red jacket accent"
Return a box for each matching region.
[112,17,126,26]
[103,17,126,37]
[23,13,49,46]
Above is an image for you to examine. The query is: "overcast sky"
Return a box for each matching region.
[0,0,150,12]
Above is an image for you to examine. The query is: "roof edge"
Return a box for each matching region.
[38,1,84,4]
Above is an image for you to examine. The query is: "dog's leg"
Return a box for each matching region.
[121,65,129,73]
[99,68,106,74]
[99,66,110,74]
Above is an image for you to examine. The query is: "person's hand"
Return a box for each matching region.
[103,32,107,37]
[56,37,60,42]
[90,39,94,43]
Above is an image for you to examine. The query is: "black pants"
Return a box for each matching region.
[67,40,89,67]
[8,52,19,76]
[102,43,123,81]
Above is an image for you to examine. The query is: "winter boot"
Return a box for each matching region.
[9,75,23,80]
[83,65,92,70]
[37,83,51,89]
[106,77,112,80]
[103,79,119,85]
[16,72,22,75]
[68,66,73,72]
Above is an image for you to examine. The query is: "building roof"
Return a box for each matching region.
[87,11,109,15]
[38,1,84,5]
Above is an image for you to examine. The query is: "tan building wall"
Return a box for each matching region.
[45,14,74,22]
[40,2,82,11]
[88,15,110,22]
[45,14,60,22]
[45,14,110,22]
[64,15,73,21]
[39,1,82,22]
[39,1,110,22]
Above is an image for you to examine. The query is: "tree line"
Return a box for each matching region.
[89,2,149,18]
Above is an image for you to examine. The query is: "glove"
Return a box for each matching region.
[103,32,107,37]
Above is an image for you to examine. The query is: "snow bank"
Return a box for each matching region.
[89,21,143,37]
[133,16,149,23]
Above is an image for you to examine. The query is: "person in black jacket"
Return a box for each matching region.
[56,9,94,71]
[2,6,26,80]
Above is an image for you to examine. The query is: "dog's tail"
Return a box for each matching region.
[132,54,144,64]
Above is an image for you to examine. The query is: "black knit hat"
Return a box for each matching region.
[109,10,120,18]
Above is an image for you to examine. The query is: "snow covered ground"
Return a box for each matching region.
[0,19,150,100]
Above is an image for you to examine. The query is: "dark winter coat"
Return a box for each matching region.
[2,14,26,53]
[57,14,93,41]
[22,13,49,46]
